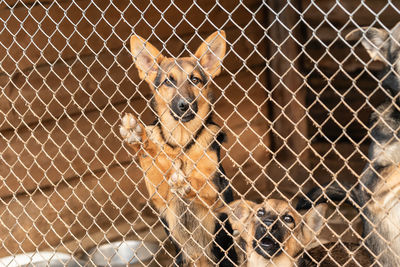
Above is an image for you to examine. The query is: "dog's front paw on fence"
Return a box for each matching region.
[169,160,190,196]
[120,113,143,144]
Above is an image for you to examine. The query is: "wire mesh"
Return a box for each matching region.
[0,0,400,266]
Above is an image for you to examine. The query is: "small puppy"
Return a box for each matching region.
[218,199,327,266]
[220,199,372,266]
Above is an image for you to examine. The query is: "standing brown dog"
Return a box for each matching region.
[120,31,237,266]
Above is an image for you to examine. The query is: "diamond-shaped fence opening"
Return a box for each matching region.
[1,0,400,266]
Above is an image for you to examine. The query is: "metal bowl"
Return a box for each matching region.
[84,240,160,266]
[0,252,84,267]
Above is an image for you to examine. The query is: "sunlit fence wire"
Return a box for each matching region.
[0,0,399,266]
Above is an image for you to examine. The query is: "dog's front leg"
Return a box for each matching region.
[169,159,221,210]
[168,159,191,197]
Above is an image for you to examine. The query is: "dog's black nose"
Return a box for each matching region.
[263,219,275,227]
[170,95,198,122]
[177,98,189,112]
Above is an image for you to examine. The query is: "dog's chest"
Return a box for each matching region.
[247,251,293,267]
[148,124,220,170]
[182,145,218,171]
[372,165,400,207]
[370,200,400,257]
[369,166,400,248]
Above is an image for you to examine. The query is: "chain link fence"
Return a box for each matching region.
[0,0,399,266]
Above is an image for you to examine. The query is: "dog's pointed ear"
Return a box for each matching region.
[391,22,400,38]
[130,35,164,81]
[194,31,226,78]
[301,203,328,245]
[346,27,389,62]
[217,200,256,232]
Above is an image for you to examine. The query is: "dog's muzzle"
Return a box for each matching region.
[170,96,198,122]
[253,220,284,259]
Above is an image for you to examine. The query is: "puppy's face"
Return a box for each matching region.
[251,200,299,259]
[220,199,327,265]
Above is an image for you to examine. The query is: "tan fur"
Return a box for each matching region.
[137,123,222,209]
[219,199,327,267]
[371,164,400,208]
[121,31,227,266]
[151,60,213,147]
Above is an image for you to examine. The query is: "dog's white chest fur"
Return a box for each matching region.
[375,196,400,246]
[373,141,400,166]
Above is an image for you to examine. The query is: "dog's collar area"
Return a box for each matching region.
[252,239,282,260]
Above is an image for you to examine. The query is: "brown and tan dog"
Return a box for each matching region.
[220,199,372,266]
[119,31,237,266]
[219,199,327,266]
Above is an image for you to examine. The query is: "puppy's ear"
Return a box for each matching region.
[301,203,328,245]
[130,35,164,82]
[194,31,226,78]
[346,27,389,62]
[218,200,256,232]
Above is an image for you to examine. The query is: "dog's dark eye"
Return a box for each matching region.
[190,75,201,85]
[164,76,175,87]
[257,208,265,217]
[282,215,294,224]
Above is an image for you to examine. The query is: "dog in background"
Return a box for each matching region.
[220,199,371,266]
[119,31,237,266]
[297,22,400,266]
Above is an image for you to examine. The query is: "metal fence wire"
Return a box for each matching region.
[1,0,400,266]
